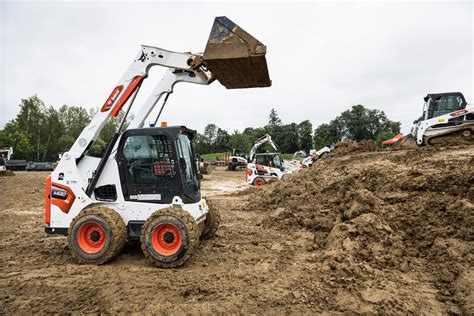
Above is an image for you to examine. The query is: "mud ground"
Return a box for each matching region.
[0,145,473,314]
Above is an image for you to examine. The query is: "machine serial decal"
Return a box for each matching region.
[137,194,161,201]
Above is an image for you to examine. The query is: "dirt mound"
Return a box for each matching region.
[0,170,15,177]
[1,150,473,314]
[391,134,418,150]
[331,139,379,157]
[249,144,474,313]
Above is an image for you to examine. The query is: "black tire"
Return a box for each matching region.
[68,207,127,265]
[253,177,266,186]
[140,206,199,268]
[200,199,221,240]
[462,129,472,139]
[266,178,278,185]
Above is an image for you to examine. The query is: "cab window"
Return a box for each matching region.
[430,95,464,118]
[273,155,283,169]
[256,155,272,167]
[177,134,199,190]
[122,135,177,188]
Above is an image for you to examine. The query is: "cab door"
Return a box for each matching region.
[118,133,181,204]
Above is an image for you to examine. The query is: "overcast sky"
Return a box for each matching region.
[0,0,472,135]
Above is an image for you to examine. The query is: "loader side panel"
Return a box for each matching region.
[45,175,51,225]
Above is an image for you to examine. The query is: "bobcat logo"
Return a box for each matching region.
[138,51,148,62]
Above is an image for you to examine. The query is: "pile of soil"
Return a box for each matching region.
[393,131,474,149]
[391,134,418,150]
[331,139,379,157]
[0,170,15,177]
[249,144,474,313]
[1,149,472,314]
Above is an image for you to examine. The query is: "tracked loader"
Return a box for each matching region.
[413,92,474,145]
[44,17,271,268]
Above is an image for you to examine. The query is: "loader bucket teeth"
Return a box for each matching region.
[203,16,272,89]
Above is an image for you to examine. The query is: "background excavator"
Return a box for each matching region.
[412,92,474,145]
[227,149,248,171]
[246,134,290,186]
[44,16,271,268]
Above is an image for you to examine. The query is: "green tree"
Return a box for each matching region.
[268,108,282,127]
[298,120,313,150]
[214,128,230,152]
[314,105,400,146]
[276,123,299,153]
[229,130,250,150]
[203,123,218,152]
[0,122,33,159]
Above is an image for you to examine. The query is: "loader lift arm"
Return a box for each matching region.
[64,48,213,197]
[56,16,272,198]
[248,134,278,163]
[68,46,212,161]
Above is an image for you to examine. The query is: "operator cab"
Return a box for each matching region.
[423,92,467,120]
[255,153,285,171]
[232,149,248,160]
[117,126,201,204]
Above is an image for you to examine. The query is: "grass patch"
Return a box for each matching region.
[281,153,294,160]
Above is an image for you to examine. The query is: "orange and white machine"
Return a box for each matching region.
[44,16,271,267]
[246,134,290,186]
[413,92,474,145]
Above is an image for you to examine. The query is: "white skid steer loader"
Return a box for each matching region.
[246,134,291,186]
[413,92,474,145]
[44,17,271,268]
[293,146,331,168]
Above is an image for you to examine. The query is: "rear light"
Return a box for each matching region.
[45,175,51,225]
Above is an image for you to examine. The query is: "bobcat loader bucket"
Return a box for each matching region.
[203,16,271,89]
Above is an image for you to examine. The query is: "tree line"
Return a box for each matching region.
[0,96,121,161]
[196,106,400,155]
[0,96,400,161]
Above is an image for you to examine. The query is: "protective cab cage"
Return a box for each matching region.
[116,126,201,205]
[255,153,284,171]
[423,92,468,121]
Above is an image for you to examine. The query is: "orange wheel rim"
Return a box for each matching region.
[254,179,265,186]
[151,223,182,256]
[77,222,106,254]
